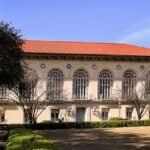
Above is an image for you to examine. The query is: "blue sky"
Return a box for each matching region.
[1,0,150,47]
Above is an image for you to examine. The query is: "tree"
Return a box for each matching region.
[126,87,149,120]
[0,21,24,88]
[8,68,49,127]
[115,81,149,120]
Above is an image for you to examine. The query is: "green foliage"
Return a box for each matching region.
[6,128,59,150]
[109,117,125,121]
[7,120,150,130]
[0,21,24,87]
[41,120,53,124]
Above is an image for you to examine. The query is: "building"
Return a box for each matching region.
[0,40,150,124]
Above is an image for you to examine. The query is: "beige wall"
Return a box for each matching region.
[1,59,150,123]
[26,59,150,101]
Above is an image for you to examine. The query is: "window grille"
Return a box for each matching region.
[145,71,150,98]
[51,109,59,122]
[47,69,63,100]
[122,70,136,99]
[98,70,112,100]
[0,86,6,99]
[73,69,88,100]
[102,108,109,120]
[126,108,133,120]
[24,110,29,123]
[21,70,38,100]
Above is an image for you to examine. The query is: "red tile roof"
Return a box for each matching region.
[23,40,150,56]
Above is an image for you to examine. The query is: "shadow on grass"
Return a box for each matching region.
[35,127,150,150]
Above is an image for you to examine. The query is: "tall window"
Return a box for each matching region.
[0,86,6,99]
[0,109,5,123]
[126,108,133,120]
[122,70,136,99]
[21,70,38,100]
[102,108,109,120]
[51,109,59,122]
[73,69,88,100]
[47,69,63,100]
[98,70,112,100]
[24,110,29,123]
[145,71,150,98]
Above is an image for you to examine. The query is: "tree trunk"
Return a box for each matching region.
[29,113,33,129]
[137,114,142,120]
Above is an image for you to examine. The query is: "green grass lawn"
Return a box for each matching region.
[6,128,61,150]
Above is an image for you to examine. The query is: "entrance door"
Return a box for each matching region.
[76,107,85,122]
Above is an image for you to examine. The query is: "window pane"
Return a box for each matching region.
[21,70,37,100]
[99,70,112,100]
[145,71,150,98]
[102,108,109,120]
[122,70,136,99]
[51,109,59,122]
[73,69,88,100]
[47,69,63,100]
[126,108,133,120]
[1,114,5,122]
[0,86,7,99]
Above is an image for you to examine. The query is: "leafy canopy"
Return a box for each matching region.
[0,21,24,88]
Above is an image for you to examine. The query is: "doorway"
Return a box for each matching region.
[76,107,85,122]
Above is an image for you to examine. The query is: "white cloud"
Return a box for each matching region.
[117,28,150,43]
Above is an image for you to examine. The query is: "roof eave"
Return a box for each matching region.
[22,52,150,62]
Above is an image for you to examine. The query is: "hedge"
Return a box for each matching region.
[6,119,150,130]
[6,128,60,150]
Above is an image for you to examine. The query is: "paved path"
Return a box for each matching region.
[35,126,150,150]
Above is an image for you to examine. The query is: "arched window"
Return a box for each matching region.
[122,70,136,99]
[0,86,6,99]
[22,69,38,100]
[47,69,63,100]
[98,70,112,100]
[73,69,88,100]
[145,71,150,98]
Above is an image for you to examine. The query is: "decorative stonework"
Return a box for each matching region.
[140,65,145,70]
[91,64,97,70]
[40,63,46,69]
[116,65,121,70]
[66,64,72,69]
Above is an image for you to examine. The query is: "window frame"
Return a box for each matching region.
[51,109,59,122]
[47,69,63,100]
[122,70,136,99]
[24,110,29,123]
[145,71,150,99]
[0,86,7,99]
[126,107,133,120]
[73,69,89,100]
[101,108,109,120]
[98,70,112,100]
[21,70,38,100]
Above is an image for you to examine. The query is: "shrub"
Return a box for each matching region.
[143,120,150,126]
[7,119,150,130]
[41,120,53,124]
[6,128,60,150]
[109,117,125,121]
